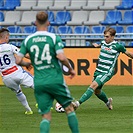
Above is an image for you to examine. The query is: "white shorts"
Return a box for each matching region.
[2,67,34,93]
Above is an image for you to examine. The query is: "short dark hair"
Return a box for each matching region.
[104,27,116,36]
[0,28,9,34]
[36,11,48,24]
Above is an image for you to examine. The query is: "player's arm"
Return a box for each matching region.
[92,43,101,48]
[57,53,75,79]
[124,51,133,59]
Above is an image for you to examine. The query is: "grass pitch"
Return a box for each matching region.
[0,85,132,133]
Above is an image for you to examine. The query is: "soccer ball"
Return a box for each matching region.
[55,102,65,113]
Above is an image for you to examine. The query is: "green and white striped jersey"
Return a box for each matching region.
[96,40,126,75]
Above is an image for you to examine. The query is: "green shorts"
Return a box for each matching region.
[34,82,73,115]
[94,71,114,88]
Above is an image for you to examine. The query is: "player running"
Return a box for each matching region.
[0,28,33,115]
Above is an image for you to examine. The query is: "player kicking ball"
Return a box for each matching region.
[72,27,133,110]
[0,28,33,115]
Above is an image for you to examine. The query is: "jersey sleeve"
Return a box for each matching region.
[116,43,126,53]
[18,40,28,57]
[55,35,64,54]
[11,45,20,54]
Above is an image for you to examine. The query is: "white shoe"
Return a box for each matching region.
[106,98,113,110]
[72,101,80,110]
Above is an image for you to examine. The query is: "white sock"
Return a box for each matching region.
[16,92,32,111]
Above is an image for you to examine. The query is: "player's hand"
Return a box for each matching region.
[25,62,33,71]
[92,43,100,47]
[69,69,76,79]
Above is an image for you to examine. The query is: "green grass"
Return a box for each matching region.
[0,85,133,133]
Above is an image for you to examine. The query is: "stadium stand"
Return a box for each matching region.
[48,26,56,33]
[7,26,22,38]
[50,11,71,26]
[128,42,133,46]
[49,0,70,10]
[82,0,104,10]
[91,26,106,38]
[57,26,73,46]
[57,26,72,34]
[84,11,105,25]
[47,11,54,23]
[126,26,133,39]
[16,0,37,11]
[66,0,87,10]
[0,11,4,22]
[0,0,4,7]
[118,10,133,25]
[0,11,21,26]
[0,0,132,47]
[99,0,121,10]
[67,11,88,25]
[116,0,133,10]
[23,26,37,34]
[100,10,122,25]
[73,26,90,46]
[0,0,20,10]
[16,11,37,26]
[32,0,53,10]
[110,26,124,33]
[126,26,133,33]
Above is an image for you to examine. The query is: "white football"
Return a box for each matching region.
[55,102,65,113]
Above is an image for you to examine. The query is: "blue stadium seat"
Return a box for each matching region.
[74,26,90,46]
[57,26,72,34]
[91,26,106,38]
[7,26,22,38]
[23,26,37,34]
[74,26,90,34]
[118,11,133,25]
[126,26,133,33]
[100,10,122,25]
[110,26,124,33]
[0,0,20,10]
[47,11,54,23]
[126,26,133,39]
[0,0,4,7]
[50,11,71,26]
[48,26,56,33]
[128,42,133,46]
[116,0,133,10]
[0,11,4,22]
[57,26,73,46]
[110,26,124,38]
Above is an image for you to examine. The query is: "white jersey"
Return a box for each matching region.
[0,43,21,74]
[0,43,34,92]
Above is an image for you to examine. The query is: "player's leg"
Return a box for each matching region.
[2,76,33,114]
[64,103,79,133]
[34,85,53,133]
[94,74,113,110]
[20,69,34,89]
[55,84,79,133]
[72,80,99,110]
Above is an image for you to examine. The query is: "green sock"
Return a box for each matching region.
[67,112,79,133]
[95,90,108,103]
[40,119,50,133]
[79,87,94,104]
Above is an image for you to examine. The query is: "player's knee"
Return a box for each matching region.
[64,103,74,114]
[94,89,101,95]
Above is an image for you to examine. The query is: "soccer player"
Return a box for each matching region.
[16,11,79,133]
[72,27,133,110]
[0,28,33,115]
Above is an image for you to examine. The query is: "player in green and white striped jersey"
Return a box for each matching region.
[72,27,133,110]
